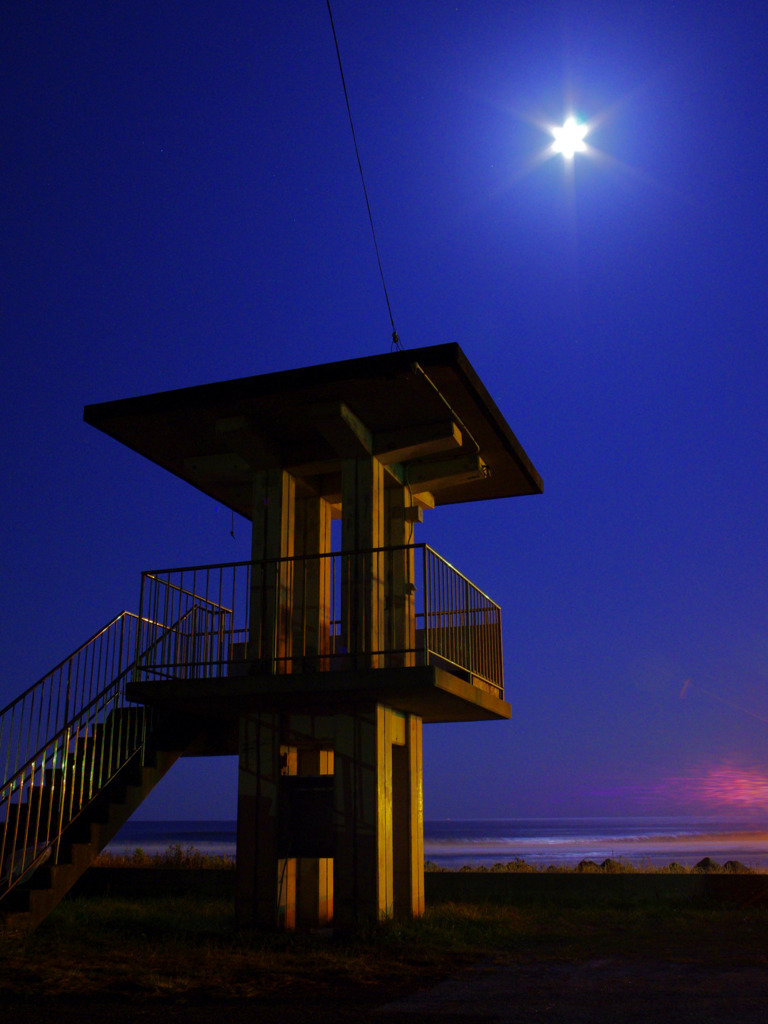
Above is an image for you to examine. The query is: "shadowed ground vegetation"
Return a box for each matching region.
[2,875,768,1022]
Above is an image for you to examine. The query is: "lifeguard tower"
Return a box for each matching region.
[0,343,541,933]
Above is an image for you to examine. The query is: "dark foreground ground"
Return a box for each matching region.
[5,957,768,1024]
[3,872,768,1023]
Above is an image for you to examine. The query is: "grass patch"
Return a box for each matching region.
[100,844,758,874]
[95,843,234,869]
[0,894,462,1001]
[3,887,768,1004]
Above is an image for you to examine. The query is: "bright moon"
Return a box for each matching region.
[550,116,588,159]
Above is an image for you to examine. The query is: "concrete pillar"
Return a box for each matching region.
[333,704,424,928]
[341,456,385,668]
[235,711,281,928]
[293,495,332,671]
[249,469,295,672]
[395,714,424,916]
[385,485,417,668]
[333,706,377,927]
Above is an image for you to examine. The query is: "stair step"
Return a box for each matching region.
[3,791,60,837]
[1,714,201,935]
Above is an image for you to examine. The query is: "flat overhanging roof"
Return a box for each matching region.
[83,343,542,516]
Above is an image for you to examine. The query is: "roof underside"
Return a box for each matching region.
[83,343,543,517]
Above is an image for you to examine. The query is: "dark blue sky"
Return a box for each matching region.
[3,0,768,821]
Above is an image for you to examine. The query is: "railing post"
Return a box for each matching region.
[64,662,72,733]
[422,546,430,666]
[53,725,70,865]
[134,572,147,684]
[466,577,473,679]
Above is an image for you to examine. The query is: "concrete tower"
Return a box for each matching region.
[84,343,542,929]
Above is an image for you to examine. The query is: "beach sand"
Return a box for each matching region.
[427,830,768,870]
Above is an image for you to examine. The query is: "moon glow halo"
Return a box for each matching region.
[550,116,589,160]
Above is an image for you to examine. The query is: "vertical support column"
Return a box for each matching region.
[393,714,424,917]
[376,705,405,916]
[294,495,332,670]
[333,706,378,928]
[236,712,281,928]
[341,456,385,668]
[249,469,295,672]
[333,705,423,928]
[385,486,417,668]
[238,471,296,927]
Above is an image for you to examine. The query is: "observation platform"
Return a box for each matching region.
[129,664,509,725]
[126,542,512,727]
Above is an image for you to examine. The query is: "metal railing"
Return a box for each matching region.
[423,546,504,692]
[0,612,151,901]
[135,545,503,694]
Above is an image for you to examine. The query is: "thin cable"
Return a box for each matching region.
[326,0,402,351]
[411,362,483,458]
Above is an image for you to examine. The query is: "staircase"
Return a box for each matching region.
[0,611,204,935]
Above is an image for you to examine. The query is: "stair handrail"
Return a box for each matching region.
[1,601,210,798]
[0,604,209,903]
[0,612,137,721]
[0,659,135,805]
[0,667,136,894]
[0,612,142,794]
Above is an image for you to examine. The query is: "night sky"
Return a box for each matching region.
[3,1,768,822]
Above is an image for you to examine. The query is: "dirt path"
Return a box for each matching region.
[376,956,768,1023]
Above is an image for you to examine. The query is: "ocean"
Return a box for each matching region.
[105,816,768,870]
